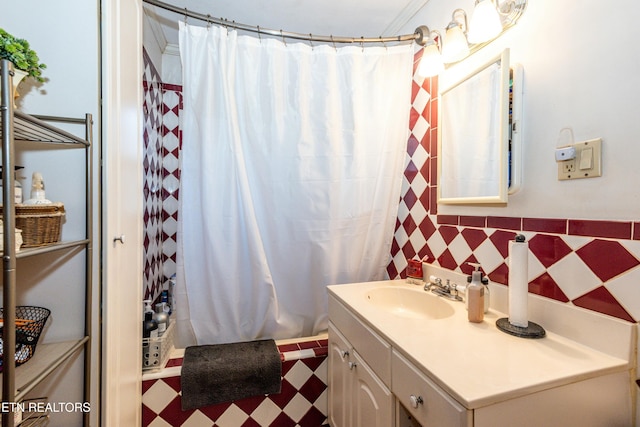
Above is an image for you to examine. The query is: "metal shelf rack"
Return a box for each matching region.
[0,60,93,427]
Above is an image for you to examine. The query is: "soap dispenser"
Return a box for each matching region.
[467,263,490,313]
[467,273,484,323]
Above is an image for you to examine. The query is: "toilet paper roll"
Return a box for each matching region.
[508,235,529,328]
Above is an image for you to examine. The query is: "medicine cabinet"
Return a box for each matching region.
[437,48,522,204]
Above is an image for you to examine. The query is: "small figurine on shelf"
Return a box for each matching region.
[23,172,52,205]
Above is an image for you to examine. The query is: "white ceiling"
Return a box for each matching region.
[143,0,430,49]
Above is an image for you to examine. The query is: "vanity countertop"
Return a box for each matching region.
[327,279,634,410]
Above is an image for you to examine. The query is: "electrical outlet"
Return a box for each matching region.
[558,138,602,180]
[562,161,576,174]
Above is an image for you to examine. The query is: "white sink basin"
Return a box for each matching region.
[365,286,455,320]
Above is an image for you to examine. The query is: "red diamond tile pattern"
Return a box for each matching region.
[575,240,640,283]
[573,286,634,322]
[388,58,640,323]
[143,50,183,303]
[160,86,182,286]
[528,234,572,268]
[143,49,165,302]
[529,272,570,302]
[142,342,328,427]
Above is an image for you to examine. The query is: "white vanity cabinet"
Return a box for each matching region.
[327,281,634,427]
[328,297,393,427]
[328,295,467,427]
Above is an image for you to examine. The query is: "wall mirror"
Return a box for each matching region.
[438,48,522,204]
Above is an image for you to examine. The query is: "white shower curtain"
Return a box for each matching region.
[177,22,413,344]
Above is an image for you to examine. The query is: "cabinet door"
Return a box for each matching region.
[328,323,353,427]
[352,350,393,427]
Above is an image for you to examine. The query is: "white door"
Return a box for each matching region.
[101,0,144,425]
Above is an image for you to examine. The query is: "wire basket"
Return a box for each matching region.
[0,306,51,371]
[0,203,65,248]
[142,317,175,371]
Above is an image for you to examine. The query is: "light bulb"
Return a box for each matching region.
[442,25,470,63]
[417,43,444,77]
[468,0,502,44]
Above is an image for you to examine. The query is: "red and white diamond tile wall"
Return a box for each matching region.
[143,50,183,303]
[160,85,182,283]
[143,49,165,302]
[387,50,640,323]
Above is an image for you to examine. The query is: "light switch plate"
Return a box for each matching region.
[557,138,602,180]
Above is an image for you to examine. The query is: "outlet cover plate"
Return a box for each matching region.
[557,138,602,180]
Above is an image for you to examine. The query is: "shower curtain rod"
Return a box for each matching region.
[143,0,420,45]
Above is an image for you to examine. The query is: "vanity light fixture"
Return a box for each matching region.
[442,9,469,64]
[414,0,527,73]
[414,26,444,78]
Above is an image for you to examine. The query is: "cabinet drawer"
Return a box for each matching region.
[328,294,391,386]
[392,349,471,427]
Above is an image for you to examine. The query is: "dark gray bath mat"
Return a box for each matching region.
[181,339,281,410]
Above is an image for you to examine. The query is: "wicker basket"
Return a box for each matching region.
[0,203,65,247]
[0,306,51,370]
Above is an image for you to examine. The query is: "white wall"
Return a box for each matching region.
[143,11,165,76]
[401,0,640,221]
[142,6,182,85]
[4,1,101,426]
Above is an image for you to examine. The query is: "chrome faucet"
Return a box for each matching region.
[424,277,463,302]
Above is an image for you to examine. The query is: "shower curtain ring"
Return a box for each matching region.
[309,34,314,49]
[280,30,287,46]
[206,14,211,28]
[330,35,337,51]
[360,36,365,52]
[379,36,387,50]
[257,26,262,42]
[183,7,188,23]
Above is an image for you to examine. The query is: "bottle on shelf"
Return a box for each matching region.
[0,165,24,204]
[143,312,158,339]
[23,172,52,205]
[142,300,158,338]
[161,289,171,315]
[154,303,169,336]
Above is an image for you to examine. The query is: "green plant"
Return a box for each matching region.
[0,28,46,82]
